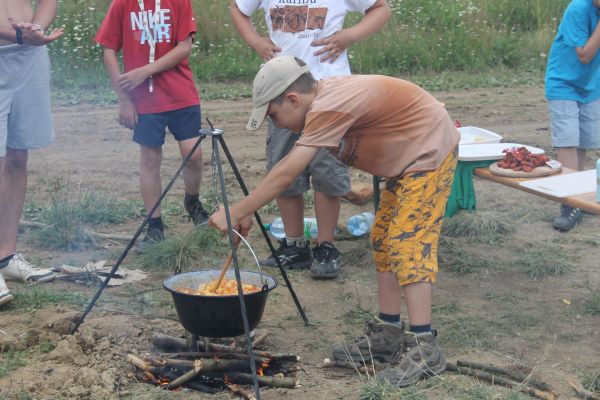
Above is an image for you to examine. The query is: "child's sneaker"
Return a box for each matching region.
[0,273,15,306]
[184,199,210,226]
[552,204,582,232]
[0,254,55,283]
[259,239,312,270]
[310,242,341,279]
[376,331,446,387]
[332,319,405,363]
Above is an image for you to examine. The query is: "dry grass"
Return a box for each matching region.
[442,211,514,241]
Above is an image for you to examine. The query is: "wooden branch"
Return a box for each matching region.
[20,220,131,241]
[159,351,267,363]
[457,360,555,393]
[224,372,299,389]
[252,331,270,348]
[446,363,556,400]
[226,383,257,400]
[165,359,203,390]
[148,357,252,374]
[569,379,600,400]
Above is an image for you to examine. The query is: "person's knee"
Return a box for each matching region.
[140,147,162,171]
[3,149,28,173]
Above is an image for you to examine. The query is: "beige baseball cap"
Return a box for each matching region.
[246,56,310,131]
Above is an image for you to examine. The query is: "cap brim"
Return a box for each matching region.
[246,103,269,131]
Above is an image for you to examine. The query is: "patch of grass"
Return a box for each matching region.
[133,226,228,273]
[583,291,600,316]
[10,286,87,312]
[0,342,58,378]
[438,237,494,274]
[29,178,141,250]
[341,303,375,326]
[436,315,496,351]
[580,369,600,393]
[442,211,514,243]
[511,241,576,278]
[360,380,427,400]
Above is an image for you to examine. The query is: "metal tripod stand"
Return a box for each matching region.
[70,122,309,399]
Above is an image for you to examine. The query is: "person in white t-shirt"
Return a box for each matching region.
[230,0,390,279]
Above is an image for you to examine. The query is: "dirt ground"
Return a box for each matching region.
[1,85,599,400]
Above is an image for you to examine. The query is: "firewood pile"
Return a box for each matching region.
[127,332,300,399]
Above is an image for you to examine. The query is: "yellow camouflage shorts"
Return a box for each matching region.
[370,149,457,286]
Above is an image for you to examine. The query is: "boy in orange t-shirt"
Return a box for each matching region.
[209,56,459,387]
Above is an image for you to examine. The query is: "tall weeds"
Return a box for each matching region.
[49,0,569,92]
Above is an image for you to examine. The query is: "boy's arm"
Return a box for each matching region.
[117,36,195,92]
[312,0,390,63]
[229,0,282,61]
[209,145,320,234]
[576,22,600,64]
[103,48,138,130]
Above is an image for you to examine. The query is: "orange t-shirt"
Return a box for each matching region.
[296,75,460,178]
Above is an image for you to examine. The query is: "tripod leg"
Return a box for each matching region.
[218,136,309,325]
[71,134,207,335]
[212,136,261,399]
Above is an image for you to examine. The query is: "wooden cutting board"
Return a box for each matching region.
[489,161,562,178]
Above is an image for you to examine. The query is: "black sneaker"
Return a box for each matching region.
[137,227,165,252]
[552,204,582,232]
[259,239,312,270]
[311,242,341,279]
[185,199,210,226]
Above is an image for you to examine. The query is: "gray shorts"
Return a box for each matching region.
[548,98,600,149]
[266,121,350,197]
[0,44,54,157]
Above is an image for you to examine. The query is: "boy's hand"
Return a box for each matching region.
[118,67,150,92]
[311,30,352,63]
[118,97,138,130]
[252,37,282,61]
[9,19,64,45]
[209,206,253,237]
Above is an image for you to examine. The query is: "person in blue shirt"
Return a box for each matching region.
[545,0,600,231]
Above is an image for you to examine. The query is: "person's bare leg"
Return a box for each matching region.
[314,190,340,243]
[277,194,304,237]
[0,149,28,259]
[178,138,203,195]
[139,145,162,218]
[403,282,432,326]
[577,148,586,171]
[378,271,403,315]
[556,147,582,170]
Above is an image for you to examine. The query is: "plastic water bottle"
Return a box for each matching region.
[265,217,319,240]
[347,212,375,236]
[596,159,600,203]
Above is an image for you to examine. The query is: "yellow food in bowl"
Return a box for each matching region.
[177,278,261,296]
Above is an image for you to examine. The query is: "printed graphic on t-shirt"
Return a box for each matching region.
[269,5,328,34]
[334,135,360,166]
[130,8,172,43]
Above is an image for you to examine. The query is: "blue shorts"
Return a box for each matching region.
[548,99,600,149]
[133,105,201,147]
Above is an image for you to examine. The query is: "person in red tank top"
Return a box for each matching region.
[96,0,209,247]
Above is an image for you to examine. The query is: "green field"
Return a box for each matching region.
[49,0,569,99]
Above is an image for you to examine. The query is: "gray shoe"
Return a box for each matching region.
[332,319,405,363]
[376,331,446,387]
[0,274,14,307]
[552,205,582,232]
[310,242,341,279]
[136,227,165,252]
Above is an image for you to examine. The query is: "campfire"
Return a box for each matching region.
[127,333,300,399]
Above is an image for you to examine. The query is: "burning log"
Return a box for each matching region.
[152,333,299,362]
[217,372,299,388]
[226,383,257,400]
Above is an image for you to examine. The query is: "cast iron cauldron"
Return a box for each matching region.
[163,270,278,338]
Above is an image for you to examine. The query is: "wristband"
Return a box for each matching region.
[15,26,23,45]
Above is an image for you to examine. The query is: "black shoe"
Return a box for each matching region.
[259,239,312,270]
[311,242,341,279]
[552,204,582,232]
[137,227,165,252]
[185,199,209,226]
